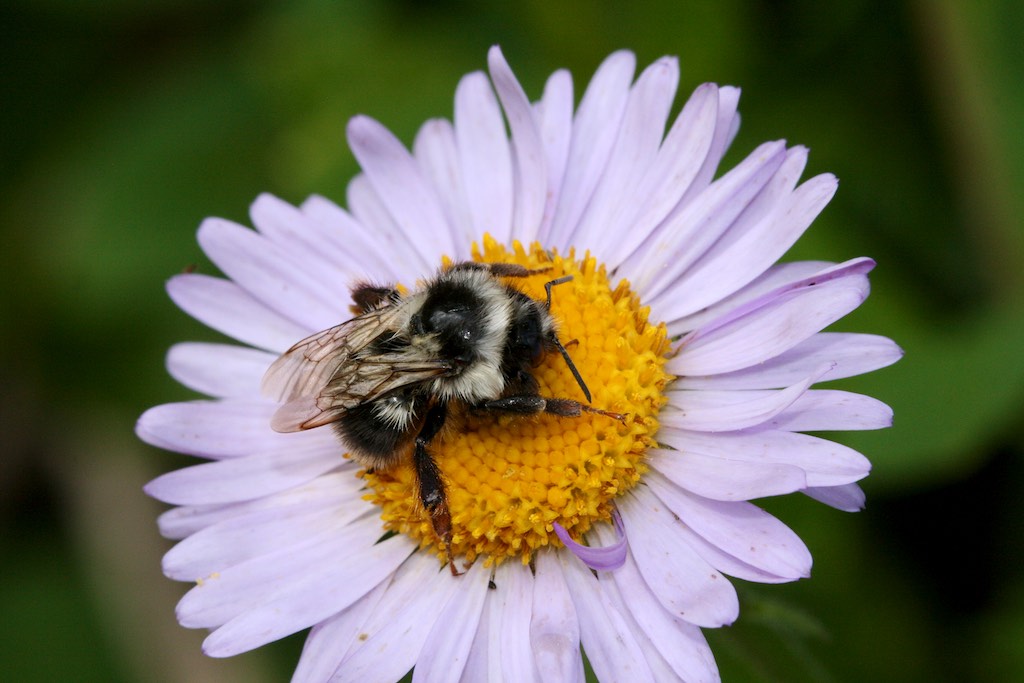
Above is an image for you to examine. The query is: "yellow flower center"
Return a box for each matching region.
[361,235,672,566]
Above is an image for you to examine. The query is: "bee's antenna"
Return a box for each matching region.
[544,275,573,309]
[553,336,592,403]
[544,275,591,403]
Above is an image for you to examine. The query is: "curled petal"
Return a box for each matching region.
[553,511,627,571]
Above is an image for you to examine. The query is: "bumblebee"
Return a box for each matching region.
[262,262,619,573]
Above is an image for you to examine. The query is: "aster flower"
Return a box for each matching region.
[139,46,901,682]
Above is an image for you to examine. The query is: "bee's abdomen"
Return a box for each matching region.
[333,399,418,470]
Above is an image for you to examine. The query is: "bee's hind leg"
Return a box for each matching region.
[414,402,461,576]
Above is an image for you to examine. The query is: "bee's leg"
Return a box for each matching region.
[414,402,461,576]
[448,262,552,278]
[350,283,400,314]
[476,396,626,423]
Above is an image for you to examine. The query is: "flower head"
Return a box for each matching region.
[139,47,901,682]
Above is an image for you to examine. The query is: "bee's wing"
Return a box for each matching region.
[261,307,449,432]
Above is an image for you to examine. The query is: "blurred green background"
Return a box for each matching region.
[2,0,1022,681]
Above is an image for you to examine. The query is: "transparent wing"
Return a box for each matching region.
[261,307,450,432]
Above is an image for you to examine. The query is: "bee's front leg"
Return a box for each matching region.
[413,402,461,576]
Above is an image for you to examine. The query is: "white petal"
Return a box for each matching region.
[658,428,871,487]
[651,447,808,501]
[546,50,636,249]
[645,472,812,580]
[412,562,490,683]
[533,69,573,243]
[166,343,274,399]
[167,274,309,353]
[347,115,457,264]
[530,549,584,683]
[618,489,739,627]
[333,553,459,683]
[573,56,679,253]
[677,332,905,390]
[455,70,513,244]
[560,550,656,682]
[488,46,546,244]
[590,526,720,683]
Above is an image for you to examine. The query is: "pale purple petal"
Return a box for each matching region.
[546,50,636,249]
[161,474,367,580]
[658,428,871,488]
[651,447,808,501]
[197,217,343,333]
[156,471,356,539]
[413,118,475,248]
[176,512,379,629]
[347,115,457,263]
[411,562,490,683]
[455,70,513,244]
[590,525,721,683]
[620,140,787,298]
[651,156,839,321]
[463,563,540,683]
[532,69,573,243]
[307,186,425,284]
[292,576,391,683]
[559,550,656,682]
[618,489,739,627]
[166,274,308,353]
[247,194,356,306]
[674,85,742,208]
[201,518,415,657]
[771,390,894,431]
[645,472,812,580]
[553,510,626,570]
[530,549,584,683]
[495,563,541,683]
[345,173,434,276]
[332,553,459,683]
[677,332,904,390]
[144,445,343,506]
[804,483,867,511]
[166,343,274,399]
[662,364,828,432]
[671,259,874,376]
[602,82,719,268]
[136,400,333,460]
[571,56,679,253]
[488,46,546,244]
[668,260,832,336]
